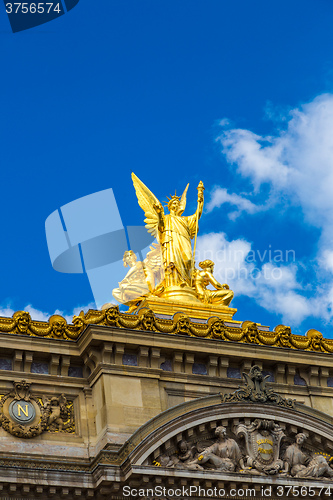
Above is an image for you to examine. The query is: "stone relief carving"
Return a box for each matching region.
[236,419,285,475]
[42,394,71,432]
[0,380,74,438]
[221,365,295,408]
[154,440,202,470]
[284,433,333,479]
[153,424,246,474]
[189,426,244,471]
[147,367,333,480]
[151,418,333,480]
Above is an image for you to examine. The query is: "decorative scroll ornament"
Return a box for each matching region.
[0,380,74,438]
[221,365,295,408]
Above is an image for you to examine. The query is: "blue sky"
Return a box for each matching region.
[1,0,333,336]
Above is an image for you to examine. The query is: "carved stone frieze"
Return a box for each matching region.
[221,365,295,408]
[0,380,74,438]
[149,417,333,480]
[154,425,243,472]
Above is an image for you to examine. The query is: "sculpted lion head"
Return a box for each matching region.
[249,365,263,382]
[279,326,292,347]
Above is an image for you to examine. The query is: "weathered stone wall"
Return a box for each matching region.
[0,320,333,498]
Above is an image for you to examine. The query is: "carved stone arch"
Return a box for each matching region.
[119,394,333,483]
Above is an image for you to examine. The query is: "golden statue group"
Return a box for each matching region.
[112,173,234,314]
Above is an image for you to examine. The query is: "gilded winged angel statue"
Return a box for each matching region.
[110,173,234,310]
[131,173,204,301]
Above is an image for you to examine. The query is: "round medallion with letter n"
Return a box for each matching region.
[9,400,36,425]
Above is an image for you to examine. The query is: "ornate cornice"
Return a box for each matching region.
[0,307,332,354]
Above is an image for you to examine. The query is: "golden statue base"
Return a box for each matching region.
[134,294,238,322]
[159,285,201,304]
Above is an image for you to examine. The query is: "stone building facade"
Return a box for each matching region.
[0,307,333,499]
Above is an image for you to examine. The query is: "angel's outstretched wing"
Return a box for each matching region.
[132,173,164,238]
[177,183,189,216]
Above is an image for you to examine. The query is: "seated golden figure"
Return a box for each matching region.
[112,251,154,304]
[194,260,233,306]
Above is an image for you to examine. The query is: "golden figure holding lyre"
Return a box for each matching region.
[112,244,164,310]
[112,250,152,305]
[111,173,234,316]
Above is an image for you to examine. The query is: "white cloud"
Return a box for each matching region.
[196,232,309,324]
[0,306,17,318]
[206,187,264,219]
[0,302,96,324]
[218,94,333,232]
[210,93,333,326]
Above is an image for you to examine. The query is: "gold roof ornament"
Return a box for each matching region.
[0,308,333,353]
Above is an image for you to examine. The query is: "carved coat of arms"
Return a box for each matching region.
[236,419,285,475]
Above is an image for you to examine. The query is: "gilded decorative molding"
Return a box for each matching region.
[0,310,82,340]
[0,380,74,438]
[0,307,333,354]
[221,366,295,409]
